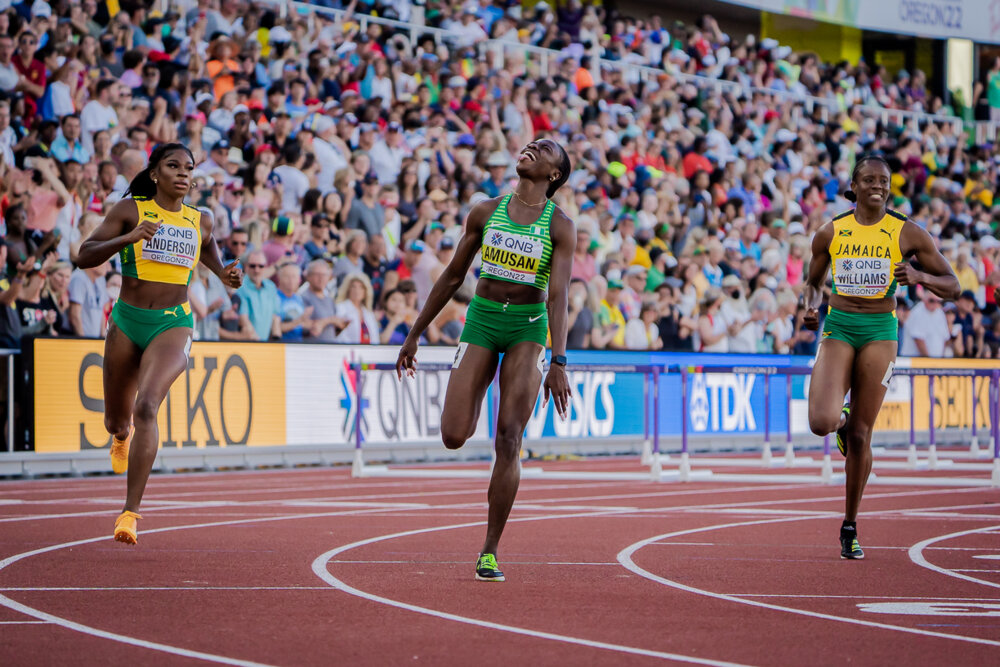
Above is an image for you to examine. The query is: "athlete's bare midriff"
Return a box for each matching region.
[119,276,190,310]
[828,293,896,315]
[475,276,546,305]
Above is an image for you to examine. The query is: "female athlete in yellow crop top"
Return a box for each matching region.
[803,154,959,559]
[76,143,243,545]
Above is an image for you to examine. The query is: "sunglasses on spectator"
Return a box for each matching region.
[247,263,266,269]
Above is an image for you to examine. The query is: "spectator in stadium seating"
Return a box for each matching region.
[262,216,306,268]
[624,301,662,350]
[333,230,367,285]
[301,259,344,343]
[566,278,594,349]
[345,171,387,239]
[275,262,312,343]
[67,260,109,338]
[379,287,418,345]
[593,277,626,350]
[236,250,280,341]
[189,264,228,342]
[50,114,90,164]
[696,288,729,352]
[900,288,952,357]
[333,271,379,345]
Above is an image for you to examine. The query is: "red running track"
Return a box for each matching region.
[1,461,998,666]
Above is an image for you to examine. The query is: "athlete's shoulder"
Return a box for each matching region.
[884,208,908,222]
[830,208,855,222]
[469,196,504,220]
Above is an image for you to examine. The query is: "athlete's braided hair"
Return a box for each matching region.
[124,143,195,199]
[843,152,890,203]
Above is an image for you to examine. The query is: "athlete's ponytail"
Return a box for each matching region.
[123,143,195,199]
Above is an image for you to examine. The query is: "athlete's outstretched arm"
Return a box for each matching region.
[896,222,960,301]
[396,199,496,378]
[802,222,833,330]
[198,210,243,288]
[76,199,156,268]
[543,208,574,418]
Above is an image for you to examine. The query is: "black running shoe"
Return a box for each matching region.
[475,553,505,582]
[840,527,864,560]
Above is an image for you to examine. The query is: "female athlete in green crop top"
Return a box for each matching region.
[396,139,575,582]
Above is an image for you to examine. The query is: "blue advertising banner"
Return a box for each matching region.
[491,352,815,440]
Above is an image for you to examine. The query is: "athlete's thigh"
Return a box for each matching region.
[441,342,500,430]
[808,338,855,421]
[134,327,193,405]
[848,340,896,428]
[496,341,545,430]
[103,320,143,423]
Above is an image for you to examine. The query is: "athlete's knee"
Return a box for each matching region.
[104,414,130,437]
[441,424,469,450]
[494,423,522,460]
[132,397,161,424]
[808,409,841,437]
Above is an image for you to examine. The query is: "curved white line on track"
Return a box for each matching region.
[311,517,750,667]
[908,525,1000,591]
[616,516,1000,648]
[0,506,441,666]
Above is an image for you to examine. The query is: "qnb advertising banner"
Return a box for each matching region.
[283,345,489,445]
[724,0,999,44]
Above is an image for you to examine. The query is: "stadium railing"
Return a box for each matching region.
[1,348,16,452]
[280,2,993,142]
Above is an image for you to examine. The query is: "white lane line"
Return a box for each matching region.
[1,587,332,591]
[328,560,620,565]
[973,555,1000,560]
[0,620,49,624]
[953,570,1000,573]
[909,525,1000,591]
[617,516,1000,648]
[729,595,1000,601]
[0,505,457,666]
[311,514,750,667]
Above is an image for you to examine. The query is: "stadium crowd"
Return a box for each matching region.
[2,0,1000,359]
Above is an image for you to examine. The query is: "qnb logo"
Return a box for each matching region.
[842,259,853,272]
[689,373,757,432]
[490,232,503,247]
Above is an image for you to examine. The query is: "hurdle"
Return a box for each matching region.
[665,364,999,487]
[349,361,671,482]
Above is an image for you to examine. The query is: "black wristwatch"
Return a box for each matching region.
[551,354,568,367]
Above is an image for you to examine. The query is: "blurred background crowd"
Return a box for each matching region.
[3,0,1000,359]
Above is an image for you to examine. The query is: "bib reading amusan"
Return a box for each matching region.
[479,194,554,291]
[829,208,905,299]
[119,197,202,286]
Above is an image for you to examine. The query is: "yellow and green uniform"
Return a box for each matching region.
[460,195,554,352]
[822,208,905,349]
[112,197,200,349]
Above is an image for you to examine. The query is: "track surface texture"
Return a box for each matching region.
[1,458,998,666]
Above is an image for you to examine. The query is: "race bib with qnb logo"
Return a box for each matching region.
[481,228,543,284]
[834,256,892,297]
[141,222,199,269]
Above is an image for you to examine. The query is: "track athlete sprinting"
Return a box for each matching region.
[396,139,574,582]
[76,143,242,544]
[804,154,959,559]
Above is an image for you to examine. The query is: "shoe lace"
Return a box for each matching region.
[479,554,498,569]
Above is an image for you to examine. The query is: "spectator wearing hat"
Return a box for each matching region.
[369,122,409,184]
[481,152,511,198]
[236,250,281,342]
[593,277,627,350]
[345,171,387,239]
[262,216,306,269]
[903,289,955,358]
